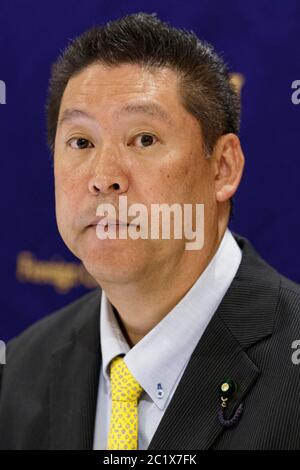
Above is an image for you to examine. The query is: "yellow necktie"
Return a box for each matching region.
[107,355,144,450]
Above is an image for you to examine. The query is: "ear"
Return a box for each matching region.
[212,133,245,203]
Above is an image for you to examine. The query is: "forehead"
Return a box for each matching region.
[59,63,183,122]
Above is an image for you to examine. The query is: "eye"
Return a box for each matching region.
[131,133,158,148]
[67,137,94,150]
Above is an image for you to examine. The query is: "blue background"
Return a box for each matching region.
[1,0,299,341]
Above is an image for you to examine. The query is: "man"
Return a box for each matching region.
[1,12,300,450]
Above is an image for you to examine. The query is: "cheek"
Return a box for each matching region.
[54,169,84,232]
[55,163,85,203]
[181,149,212,187]
[134,159,196,205]
[157,151,206,200]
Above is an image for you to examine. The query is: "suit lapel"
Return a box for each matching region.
[147,313,260,450]
[49,290,102,450]
[147,233,280,450]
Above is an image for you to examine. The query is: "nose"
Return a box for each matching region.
[88,152,129,196]
[88,174,128,195]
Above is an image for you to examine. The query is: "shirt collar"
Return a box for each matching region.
[100,228,242,410]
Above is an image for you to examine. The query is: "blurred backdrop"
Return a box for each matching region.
[0,0,300,341]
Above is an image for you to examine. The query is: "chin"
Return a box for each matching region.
[80,244,143,279]
[83,259,141,285]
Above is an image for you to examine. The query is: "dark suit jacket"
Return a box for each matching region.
[1,232,300,450]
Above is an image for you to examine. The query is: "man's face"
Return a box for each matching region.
[54,63,217,284]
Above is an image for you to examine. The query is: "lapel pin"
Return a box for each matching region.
[217,379,244,427]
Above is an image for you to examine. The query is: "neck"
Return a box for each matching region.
[99,222,228,347]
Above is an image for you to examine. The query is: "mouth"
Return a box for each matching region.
[89,222,140,231]
[90,222,132,227]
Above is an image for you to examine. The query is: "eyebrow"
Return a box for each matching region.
[58,102,173,127]
[58,108,95,127]
[118,102,172,123]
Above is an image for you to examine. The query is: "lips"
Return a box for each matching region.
[101,223,130,227]
[97,222,128,226]
[88,217,136,227]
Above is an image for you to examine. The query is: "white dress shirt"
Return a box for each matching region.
[93,228,242,449]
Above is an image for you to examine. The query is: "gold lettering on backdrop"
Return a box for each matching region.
[229,73,245,97]
[16,252,98,293]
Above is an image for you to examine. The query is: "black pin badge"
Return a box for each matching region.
[217,378,243,427]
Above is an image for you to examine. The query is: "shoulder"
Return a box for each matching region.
[279,273,300,295]
[234,230,300,322]
[4,287,102,366]
[275,273,300,328]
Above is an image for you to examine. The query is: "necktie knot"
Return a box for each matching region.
[110,355,143,402]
